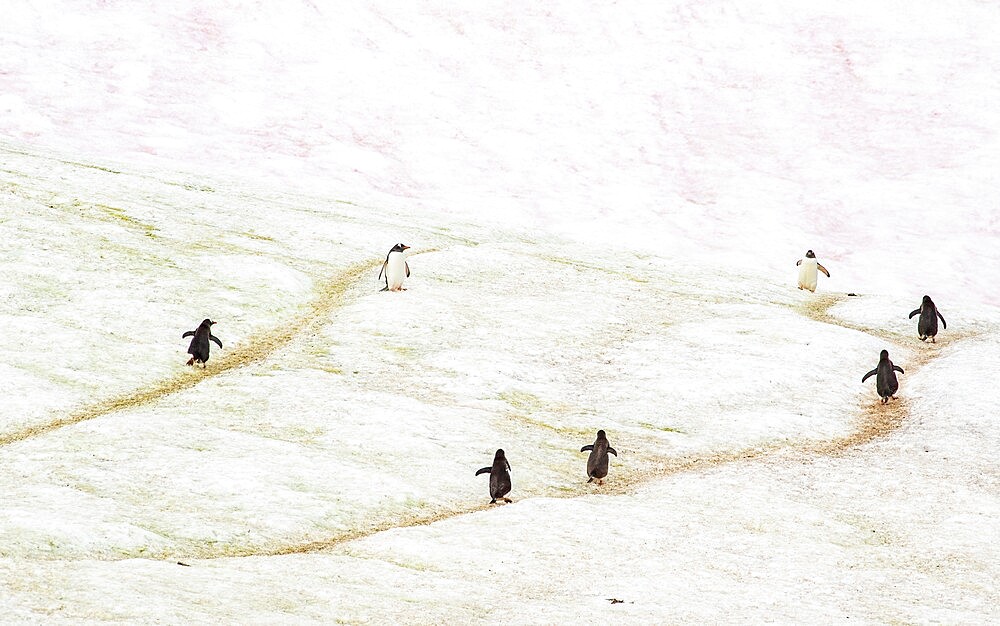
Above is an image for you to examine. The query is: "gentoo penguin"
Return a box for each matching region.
[182,319,222,368]
[580,429,618,484]
[378,243,411,291]
[796,250,830,292]
[861,349,904,404]
[475,449,512,504]
[909,295,947,342]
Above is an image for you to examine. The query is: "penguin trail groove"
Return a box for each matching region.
[0,260,375,447]
[146,290,969,563]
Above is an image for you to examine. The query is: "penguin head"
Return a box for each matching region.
[922,295,932,304]
[391,243,410,253]
[201,319,215,327]
[596,429,607,439]
[494,449,505,460]
[805,250,816,258]
[879,349,889,360]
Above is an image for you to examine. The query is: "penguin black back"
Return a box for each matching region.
[909,295,946,342]
[182,318,223,367]
[580,429,618,484]
[861,349,904,403]
[475,448,512,504]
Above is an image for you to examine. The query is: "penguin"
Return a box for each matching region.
[909,295,947,342]
[796,250,830,292]
[475,449,512,504]
[580,429,618,484]
[378,243,411,291]
[861,349,904,404]
[182,319,222,368]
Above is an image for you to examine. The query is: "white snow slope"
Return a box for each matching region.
[1,1,998,623]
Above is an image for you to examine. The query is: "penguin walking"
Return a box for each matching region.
[909,295,947,342]
[378,243,411,291]
[182,319,222,368]
[861,349,904,404]
[580,430,618,484]
[475,449,512,504]
[796,250,830,292]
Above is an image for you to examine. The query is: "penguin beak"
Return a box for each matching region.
[402,245,410,250]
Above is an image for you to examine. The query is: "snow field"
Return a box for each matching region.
[1,0,999,622]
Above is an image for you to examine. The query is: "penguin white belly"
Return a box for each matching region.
[798,259,818,292]
[385,251,407,291]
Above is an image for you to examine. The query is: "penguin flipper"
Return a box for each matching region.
[182,330,195,338]
[908,309,920,319]
[608,446,618,457]
[580,444,594,452]
[506,460,512,473]
[475,467,491,476]
[405,261,410,278]
[210,335,223,349]
[938,312,947,329]
[893,365,905,375]
[377,261,387,282]
[817,263,830,278]
[861,369,877,383]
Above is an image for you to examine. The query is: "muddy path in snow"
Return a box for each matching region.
[167,291,975,562]
[4,239,972,563]
[0,260,376,447]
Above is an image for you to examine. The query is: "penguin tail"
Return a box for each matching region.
[379,286,389,292]
[489,498,497,504]
[587,476,594,483]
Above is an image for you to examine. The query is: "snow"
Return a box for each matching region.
[1,0,998,623]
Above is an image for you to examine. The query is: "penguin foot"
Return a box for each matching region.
[186,358,194,366]
[503,498,512,503]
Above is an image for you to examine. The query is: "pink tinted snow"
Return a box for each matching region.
[0,1,996,303]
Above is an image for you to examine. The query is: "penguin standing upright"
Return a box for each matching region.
[182,319,222,367]
[796,250,830,292]
[475,449,512,504]
[378,243,411,291]
[580,430,618,484]
[861,349,904,404]
[909,295,947,342]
